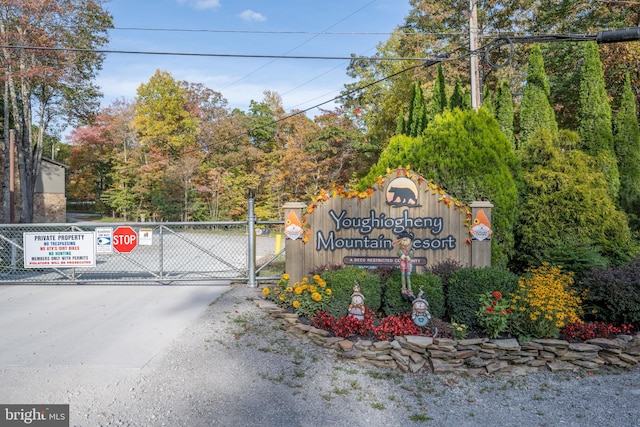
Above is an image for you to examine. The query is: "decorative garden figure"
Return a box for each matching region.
[411,289,432,327]
[348,284,365,321]
[393,230,415,301]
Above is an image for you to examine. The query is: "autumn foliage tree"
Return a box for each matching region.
[131,70,201,221]
[0,0,112,222]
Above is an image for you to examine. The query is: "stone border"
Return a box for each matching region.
[255,297,640,376]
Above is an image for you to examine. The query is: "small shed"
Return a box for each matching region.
[33,157,68,223]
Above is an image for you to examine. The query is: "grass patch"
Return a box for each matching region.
[334,366,359,375]
[409,414,433,422]
[257,253,285,277]
[365,370,403,382]
[332,387,351,395]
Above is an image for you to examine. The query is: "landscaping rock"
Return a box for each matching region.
[256,296,640,376]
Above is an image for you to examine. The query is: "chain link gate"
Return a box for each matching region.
[0,213,284,286]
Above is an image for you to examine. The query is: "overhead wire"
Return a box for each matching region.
[146,52,465,166]
[219,0,381,90]
[0,44,427,61]
[4,25,635,167]
[107,25,636,166]
[107,26,465,37]
[281,46,380,111]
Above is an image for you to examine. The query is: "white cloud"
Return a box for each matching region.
[177,0,221,10]
[238,10,266,23]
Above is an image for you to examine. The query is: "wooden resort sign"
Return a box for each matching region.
[284,167,492,282]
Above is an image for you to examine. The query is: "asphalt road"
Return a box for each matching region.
[0,284,229,368]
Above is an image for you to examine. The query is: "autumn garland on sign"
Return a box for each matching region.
[302,166,473,244]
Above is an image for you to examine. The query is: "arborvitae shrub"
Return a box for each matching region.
[580,258,640,326]
[426,258,464,318]
[320,266,382,319]
[541,237,608,282]
[382,271,445,318]
[447,267,519,329]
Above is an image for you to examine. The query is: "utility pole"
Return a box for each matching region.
[469,0,481,110]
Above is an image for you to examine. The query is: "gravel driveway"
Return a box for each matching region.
[2,284,639,426]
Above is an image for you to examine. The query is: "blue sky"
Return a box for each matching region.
[98,0,412,114]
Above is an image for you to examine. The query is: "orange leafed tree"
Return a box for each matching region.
[0,0,112,222]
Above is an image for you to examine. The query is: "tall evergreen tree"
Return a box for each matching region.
[449,76,466,110]
[396,82,428,137]
[577,42,619,200]
[614,73,640,232]
[429,64,448,118]
[519,45,558,144]
[482,84,495,116]
[408,82,428,137]
[495,80,515,148]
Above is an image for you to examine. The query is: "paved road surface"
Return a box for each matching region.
[0,284,229,368]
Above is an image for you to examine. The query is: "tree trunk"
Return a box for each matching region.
[17,75,34,222]
[2,81,9,221]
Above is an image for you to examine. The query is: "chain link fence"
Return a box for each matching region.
[0,222,279,285]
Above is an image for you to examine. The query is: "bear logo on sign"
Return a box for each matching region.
[386,177,420,207]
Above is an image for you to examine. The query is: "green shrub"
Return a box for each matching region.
[382,271,445,318]
[320,266,382,319]
[580,258,640,326]
[541,236,609,281]
[447,267,519,329]
[426,258,463,317]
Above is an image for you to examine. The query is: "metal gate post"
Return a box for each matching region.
[247,192,257,287]
[159,226,164,278]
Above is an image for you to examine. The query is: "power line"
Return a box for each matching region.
[283,46,378,110]
[148,53,462,166]
[108,26,465,37]
[106,26,639,167]
[0,44,428,62]
[220,0,379,90]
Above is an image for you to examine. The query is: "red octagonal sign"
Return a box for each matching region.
[113,226,138,253]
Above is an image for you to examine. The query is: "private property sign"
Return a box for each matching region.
[23,231,96,267]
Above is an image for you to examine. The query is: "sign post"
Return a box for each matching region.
[112,226,138,253]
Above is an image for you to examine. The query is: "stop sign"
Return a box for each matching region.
[113,226,138,253]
